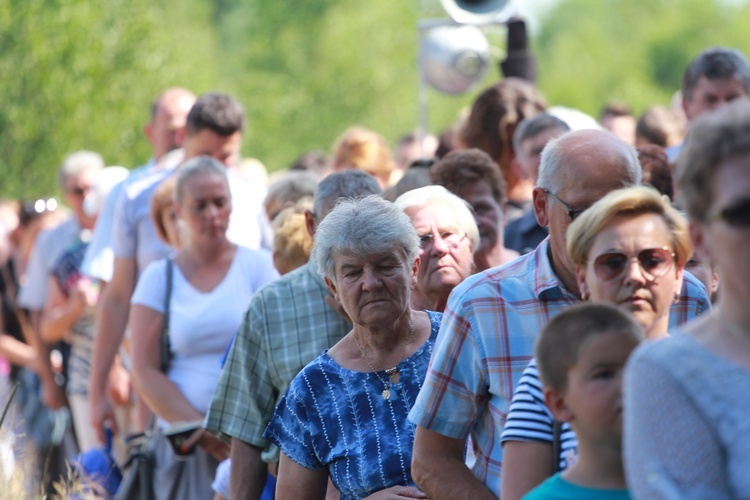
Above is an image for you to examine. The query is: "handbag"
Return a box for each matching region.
[115,259,173,500]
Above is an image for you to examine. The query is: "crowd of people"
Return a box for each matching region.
[0,44,748,499]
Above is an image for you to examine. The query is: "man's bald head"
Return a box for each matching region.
[533,129,642,296]
[146,87,196,160]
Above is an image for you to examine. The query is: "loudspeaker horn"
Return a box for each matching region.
[440,0,514,24]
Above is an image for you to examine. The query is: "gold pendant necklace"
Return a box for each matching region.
[352,314,415,400]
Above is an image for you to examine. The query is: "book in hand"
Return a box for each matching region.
[164,420,203,457]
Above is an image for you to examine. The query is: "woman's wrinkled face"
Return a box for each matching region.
[176,172,232,242]
[406,203,474,299]
[326,248,418,329]
[577,213,683,333]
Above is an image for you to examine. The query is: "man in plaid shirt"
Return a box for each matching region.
[204,170,381,499]
[409,129,711,499]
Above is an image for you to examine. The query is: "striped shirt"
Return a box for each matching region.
[409,238,710,496]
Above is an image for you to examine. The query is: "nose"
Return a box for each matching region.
[361,267,382,290]
[623,257,648,285]
[430,233,450,256]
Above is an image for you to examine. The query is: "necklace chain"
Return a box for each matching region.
[352,314,416,400]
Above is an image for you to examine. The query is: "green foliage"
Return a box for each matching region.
[16,0,750,200]
[534,0,750,116]
[0,0,218,199]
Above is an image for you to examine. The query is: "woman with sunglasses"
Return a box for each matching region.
[624,100,750,498]
[500,185,695,499]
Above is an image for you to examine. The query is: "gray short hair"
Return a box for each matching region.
[175,156,229,205]
[394,185,480,253]
[312,195,419,280]
[58,150,104,187]
[537,131,641,192]
[682,47,750,101]
[312,169,381,219]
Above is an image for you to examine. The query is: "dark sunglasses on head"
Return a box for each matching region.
[593,246,675,282]
[708,198,750,227]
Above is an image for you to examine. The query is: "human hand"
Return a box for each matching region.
[362,485,428,499]
[106,362,132,407]
[90,389,119,444]
[40,377,66,411]
[183,428,231,462]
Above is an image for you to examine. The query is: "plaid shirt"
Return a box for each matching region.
[409,238,710,497]
[204,263,351,463]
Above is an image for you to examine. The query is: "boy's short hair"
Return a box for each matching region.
[536,303,644,391]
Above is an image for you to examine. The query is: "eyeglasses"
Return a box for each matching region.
[66,186,90,198]
[544,190,587,221]
[418,230,467,250]
[708,198,750,227]
[592,247,675,282]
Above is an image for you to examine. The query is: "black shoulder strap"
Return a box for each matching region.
[159,259,173,373]
[552,420,563,472]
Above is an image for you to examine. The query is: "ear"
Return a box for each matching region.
[176,127,187,149]
[689,220,712,263]
[324,276,339,301]
[711,270,720,296]
[172,198,182,220]
[576,267,590,300]
[304,209,316,238]
[532,187,550,228]
[544,386,574,423]
[410,257,420,289]
[144,123,154,144]
[681,94,692,121]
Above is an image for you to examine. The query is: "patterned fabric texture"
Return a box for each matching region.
[408,238,710,497]
[264,310,442,500]
[204,263,351,463]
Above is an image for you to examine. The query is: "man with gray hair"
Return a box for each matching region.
[204,169,381,499]
[18,150,104,410]
[667,46,750,160]
[409,129,711,498]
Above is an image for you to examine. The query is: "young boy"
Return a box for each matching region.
[524,303,644,499]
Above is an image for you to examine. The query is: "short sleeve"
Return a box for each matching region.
[408,296,487,439]
[17,230,51,310]
[500,360,554,444]
[110,182,137,259]
[204,295,279,449]
[263,386,323,470]
[80,182,125,282]
[131,259,167,313]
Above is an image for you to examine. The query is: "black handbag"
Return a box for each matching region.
[115,259,173,500]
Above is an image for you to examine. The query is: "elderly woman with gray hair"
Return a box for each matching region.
[395,185,479,312]
[264,195,440,500]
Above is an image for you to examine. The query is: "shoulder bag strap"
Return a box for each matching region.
[159,258,173,374]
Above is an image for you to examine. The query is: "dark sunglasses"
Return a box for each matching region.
[708,198,750,227]
[593,247,675,282]
[544,190,586,221]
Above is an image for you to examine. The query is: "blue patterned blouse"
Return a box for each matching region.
[264,310,442,500]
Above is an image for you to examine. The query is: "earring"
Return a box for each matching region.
[673,291,681,305]
[581,292,589,302]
